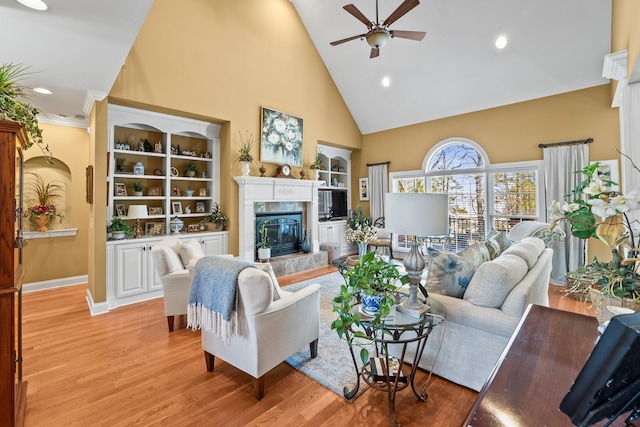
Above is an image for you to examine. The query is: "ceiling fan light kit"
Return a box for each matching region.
[330,0,426,58]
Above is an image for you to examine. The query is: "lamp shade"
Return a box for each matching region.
[384,193,448,236]
[127,205,148,219]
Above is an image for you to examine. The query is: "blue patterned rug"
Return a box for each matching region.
[284,272,370,401]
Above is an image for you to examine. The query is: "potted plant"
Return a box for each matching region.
[0,63,52,162]
[257,220,272,261]
[132,182,144,196]
[550,158,640,324]
[310,148,324,180]
[331,252,410,364]
[184,161,198,177]
[236,130,254,176]
[107,217,133,240]
[346,206,376,257]
[115,158,126,173]
[200,202,229,231]
[24,172,65,232]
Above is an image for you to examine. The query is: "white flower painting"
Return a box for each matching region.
[260,107,303,166]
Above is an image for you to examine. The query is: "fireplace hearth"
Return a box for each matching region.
[256,211,303,258]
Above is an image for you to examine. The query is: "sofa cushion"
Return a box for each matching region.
[501,237,545,269]
[463,254,528,308]
[179,239,205,267]
[426,242,485,298]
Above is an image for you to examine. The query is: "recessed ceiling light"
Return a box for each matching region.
[382,77,390,87]
[33,87,52,95]
[495,35,507,50]
[16,0,48,10]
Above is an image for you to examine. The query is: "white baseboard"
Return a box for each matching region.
[86,289,109,316]
[23,275,88,293]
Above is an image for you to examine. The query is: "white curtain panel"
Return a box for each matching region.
[543,144,589,284]
[368,164,388,221]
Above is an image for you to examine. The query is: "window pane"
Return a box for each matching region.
[490,170,538,232]
[429,143,485,171]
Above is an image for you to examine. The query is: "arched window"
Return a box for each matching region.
[390,138,542,252]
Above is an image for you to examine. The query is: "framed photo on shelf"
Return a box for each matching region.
[148,187,162,196]
[172,202,182,214]
[195,202,206,213]
[187,224,200,232]
[171,185,181,196]
[152,222,165,235]
[260,106,303,167]
[115,204,126,217]
[114,182,127,196]
[145,222,156,235]
[198,188,207,197]
[149,207,163,215]
[359,177,369,201]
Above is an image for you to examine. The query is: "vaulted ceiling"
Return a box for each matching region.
[1,0,612,134]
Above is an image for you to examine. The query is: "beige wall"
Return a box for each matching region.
[22,123,91,283]
[612,0,640,80]
[357,85,620,262]
[109,0,362,259]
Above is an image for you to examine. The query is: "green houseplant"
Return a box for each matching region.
[346,206,376,257]
[236,130,254,176]
[257,220,272,261]
[200,202,229,231]
[550,159,640,320]
[331,252,410,364]
[0,63,51,161]
[132,182,144,195]
[184,161,198,177]
[107,217,133,239]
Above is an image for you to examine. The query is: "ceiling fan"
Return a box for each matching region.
[330,0,426,59]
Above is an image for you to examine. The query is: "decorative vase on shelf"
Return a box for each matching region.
[357,242,368,258]
[133,162,144,176]
[310,168,319,180]
[34,214,49,232]
[185,187,194,197]
[169,216,184,234]
[241,161,251,176]
[301,229,311,253]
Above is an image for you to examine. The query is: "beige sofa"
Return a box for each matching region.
[398,236,553,391]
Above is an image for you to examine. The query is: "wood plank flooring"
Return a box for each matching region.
[21,267,593,426]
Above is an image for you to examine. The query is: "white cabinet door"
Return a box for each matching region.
[338,221,352,254]
[199,233,229,256]
[145,241,163,292]
[318,223,331,244]
[115,242,148,298]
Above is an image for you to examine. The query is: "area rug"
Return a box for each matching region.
[284,272,371,401]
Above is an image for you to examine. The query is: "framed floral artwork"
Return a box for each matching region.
[260,107,303,167]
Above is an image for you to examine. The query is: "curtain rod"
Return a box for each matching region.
[538,137,593,148]
[366,161,391,167]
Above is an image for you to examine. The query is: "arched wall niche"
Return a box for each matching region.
[23,157,72,230]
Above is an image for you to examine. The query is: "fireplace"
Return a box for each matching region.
[235,176,324,262]
[256,211,303,258]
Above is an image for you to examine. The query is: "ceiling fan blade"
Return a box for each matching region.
[370,47,380,58]
[330,34,366,46]
[390,30,426,41]
[344,4,373,28]
[383,0,420,27]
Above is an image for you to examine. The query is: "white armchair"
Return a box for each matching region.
[201,265,321,400]
[151,237,232,332]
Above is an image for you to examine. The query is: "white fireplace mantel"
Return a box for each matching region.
[234,176,326,261]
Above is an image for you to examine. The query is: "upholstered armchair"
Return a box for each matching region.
[151,237,231,332]
[200,264,321,401]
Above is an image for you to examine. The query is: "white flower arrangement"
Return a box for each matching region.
[346,222,377,244]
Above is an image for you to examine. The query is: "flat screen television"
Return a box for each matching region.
[559,311,640,427]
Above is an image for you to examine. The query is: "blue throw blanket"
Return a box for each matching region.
[187,256,254,344]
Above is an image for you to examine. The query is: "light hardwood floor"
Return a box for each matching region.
[21,267,593,426]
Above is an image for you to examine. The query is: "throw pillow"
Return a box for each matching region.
[484,239,501,260]
[153,246,184,276]
[463,254,528,308]
[255,262,283,300]
[426,242,485,298]
[179,239,205,267]
[486,228,512,253]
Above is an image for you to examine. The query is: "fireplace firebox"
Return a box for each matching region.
[255,211,303,259]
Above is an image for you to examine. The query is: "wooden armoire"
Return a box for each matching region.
[0,120,27,426]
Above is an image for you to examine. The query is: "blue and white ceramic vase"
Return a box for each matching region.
[361,292,384,315]
[301,229,311,253]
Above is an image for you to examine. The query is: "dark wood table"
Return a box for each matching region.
[463,304,627,427]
